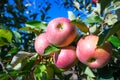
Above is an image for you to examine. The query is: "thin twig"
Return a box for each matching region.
[0,58,14,80]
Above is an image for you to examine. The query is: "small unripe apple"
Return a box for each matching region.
[76,35,112,68]
[46,17,77,47]
[53,46,77,69]
[34,33,50,55]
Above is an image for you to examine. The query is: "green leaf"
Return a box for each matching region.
[104,14,118,25]
[19,21,47,35]
[13,31,21,39]
[8,48,18,55]
[108,35,120,47]
[13,31,21,43]
[46,66,54,80]
[68,11,76,21]
[43,45,60,56]
[8,51,33,69]
[100,0,112,14]
[105,1,120,13]
[0,29,12,46]
[71,20,89,33]
[34,64,47,80]
[25,21,47,30]
[19,27,40,35]
[98,77,114,80]
[83,15,102,24]
[97,67,114,80]
[87,76,95,80]
[84,67,95,78]
[73,1,80,10]
[102,21,120,44]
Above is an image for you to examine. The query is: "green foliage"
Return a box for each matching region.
[19,21,47,35]
[0,0,120,80]
[108,35,120,48]
[83,15,102,24]
[43,45,60,56]
[0,29,12,46]
[71,20,89,33]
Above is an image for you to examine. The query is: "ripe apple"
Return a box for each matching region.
[76,35,112,68]
[92,0,99,4]
[34,33,50,55]
[53,46,77,69]
[46,17,77,47]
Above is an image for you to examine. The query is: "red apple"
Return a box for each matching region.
[53,46,77,69]
[76,35,112,68]
[46,17,77,47]
[34,33,50,55]
[92,0,99,4]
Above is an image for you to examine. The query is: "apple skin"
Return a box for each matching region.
[76,35,112,68]
[53,46,77,69]
[34,33,50,55]
[46,17,77,47]
[92,0,99,4]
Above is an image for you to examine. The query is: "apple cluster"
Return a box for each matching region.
[34,17,112,69]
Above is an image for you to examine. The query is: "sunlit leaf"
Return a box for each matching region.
[73,1,80,10]
[19,27,40,35]
[105,1,120,13]
[0,29,12,43]
[104,14,118,25]
[26,20,47,30]
[71,20,89,33]
[43,45,60,56]
[19,21,47,35]
[89,25,97,34]
[13,31,21,43]
[84,67,95,78]
[83,15,102,23]
[7,51,34,69]
[34,64,47,80]
[68,11,76,21]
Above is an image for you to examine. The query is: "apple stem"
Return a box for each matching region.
[57,24,63,30]
[87,57,96,63]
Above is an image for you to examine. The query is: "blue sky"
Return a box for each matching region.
[8,0,88,22]
[24,0,74,21]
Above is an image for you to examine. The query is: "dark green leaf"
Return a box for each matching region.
[46,66,54,80]
[102,21,120,44]
[71,20,89,33]
[83,16,102,24]
[97,67,114,80]
[8,48,18,55]
[108,35,120,47]
[43,45,60,56]
[100,0,112,14]
[98,77,114,80]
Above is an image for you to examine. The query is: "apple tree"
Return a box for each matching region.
[0,0,120,80]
